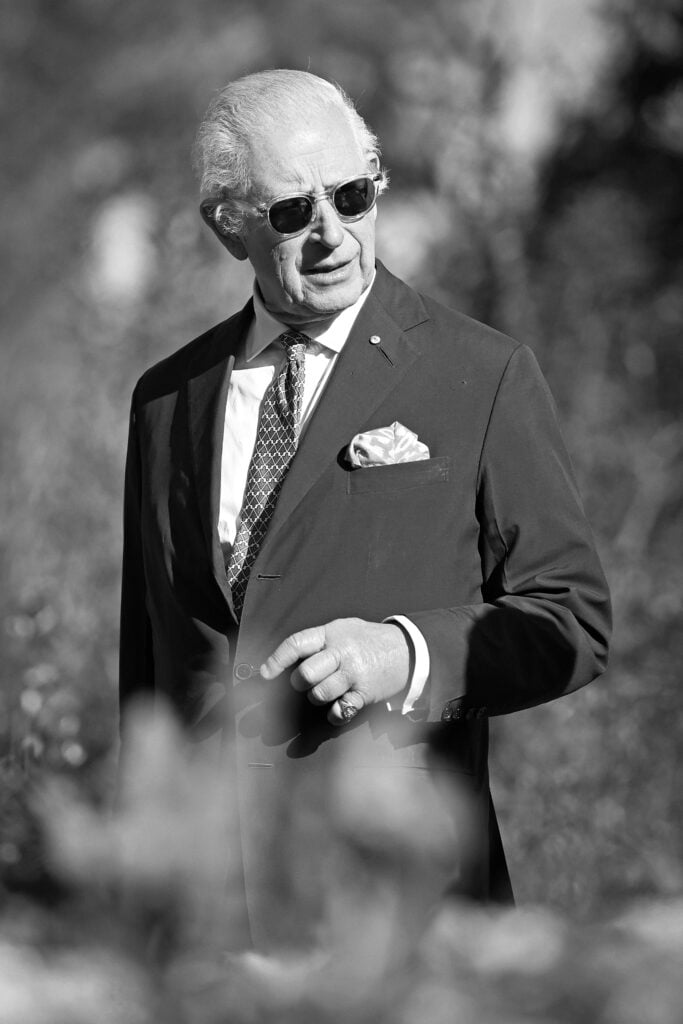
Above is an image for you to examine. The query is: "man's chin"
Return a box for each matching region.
[280,281,366,325]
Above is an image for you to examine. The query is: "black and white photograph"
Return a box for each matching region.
[1,1,681,1021]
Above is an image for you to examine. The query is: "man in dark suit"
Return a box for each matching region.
[119,69,610,949]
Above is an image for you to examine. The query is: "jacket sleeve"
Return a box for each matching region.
[407,344,611,721]
[119,386,155,716]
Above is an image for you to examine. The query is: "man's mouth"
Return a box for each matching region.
[303,259,352,279]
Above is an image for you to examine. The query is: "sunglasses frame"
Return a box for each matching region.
[253,171,386,238]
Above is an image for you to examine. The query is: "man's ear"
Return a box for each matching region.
[199,203,249,261]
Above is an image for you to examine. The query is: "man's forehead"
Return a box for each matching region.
[246,112,366,194]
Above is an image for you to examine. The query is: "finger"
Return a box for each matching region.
[306,671,350,707]
[328,689,366,726]
[290,648,342,691]
[260,626,326,678]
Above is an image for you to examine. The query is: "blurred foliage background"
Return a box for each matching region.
[1,0,682,1009]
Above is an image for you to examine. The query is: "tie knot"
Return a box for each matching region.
[279,329,309,354]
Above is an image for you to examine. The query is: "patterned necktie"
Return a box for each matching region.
[226,329,308,620]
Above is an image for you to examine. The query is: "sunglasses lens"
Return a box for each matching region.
[266,176,379,236]
[333,177,375,218]
[268,196,313,234]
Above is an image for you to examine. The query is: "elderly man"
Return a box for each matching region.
[119,69,610,948]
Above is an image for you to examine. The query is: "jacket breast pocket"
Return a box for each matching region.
[346,455,450,495]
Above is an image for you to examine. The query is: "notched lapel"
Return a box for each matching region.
[258,268,431,553]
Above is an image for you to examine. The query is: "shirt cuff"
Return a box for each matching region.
[383,615,430,715]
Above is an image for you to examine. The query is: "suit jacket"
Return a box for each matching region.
[120,261,610,947]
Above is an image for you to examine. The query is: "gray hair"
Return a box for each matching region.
[193,69,383,234]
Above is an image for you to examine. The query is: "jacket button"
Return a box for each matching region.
[441,705,453,722]
[234,663,258,680]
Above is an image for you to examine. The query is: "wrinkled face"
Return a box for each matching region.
[232,109,378,325]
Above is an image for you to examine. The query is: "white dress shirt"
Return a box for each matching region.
[218,281,429,714]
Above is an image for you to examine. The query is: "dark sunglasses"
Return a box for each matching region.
[254,172,385,237]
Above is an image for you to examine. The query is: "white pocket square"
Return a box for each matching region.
[347,421,430,467]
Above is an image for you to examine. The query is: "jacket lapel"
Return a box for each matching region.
[257,264,431,555]
[187,302,252,593]
[184,265,431,598]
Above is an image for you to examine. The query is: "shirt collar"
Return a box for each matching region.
[245,270,376,363]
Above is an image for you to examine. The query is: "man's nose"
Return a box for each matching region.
[309,198,344,248]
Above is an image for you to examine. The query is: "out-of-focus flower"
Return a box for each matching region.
[40,701,235,890]
[38,700,244,955]
[0,942,153,1024]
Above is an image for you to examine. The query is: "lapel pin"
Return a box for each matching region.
[368,333,394,366]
